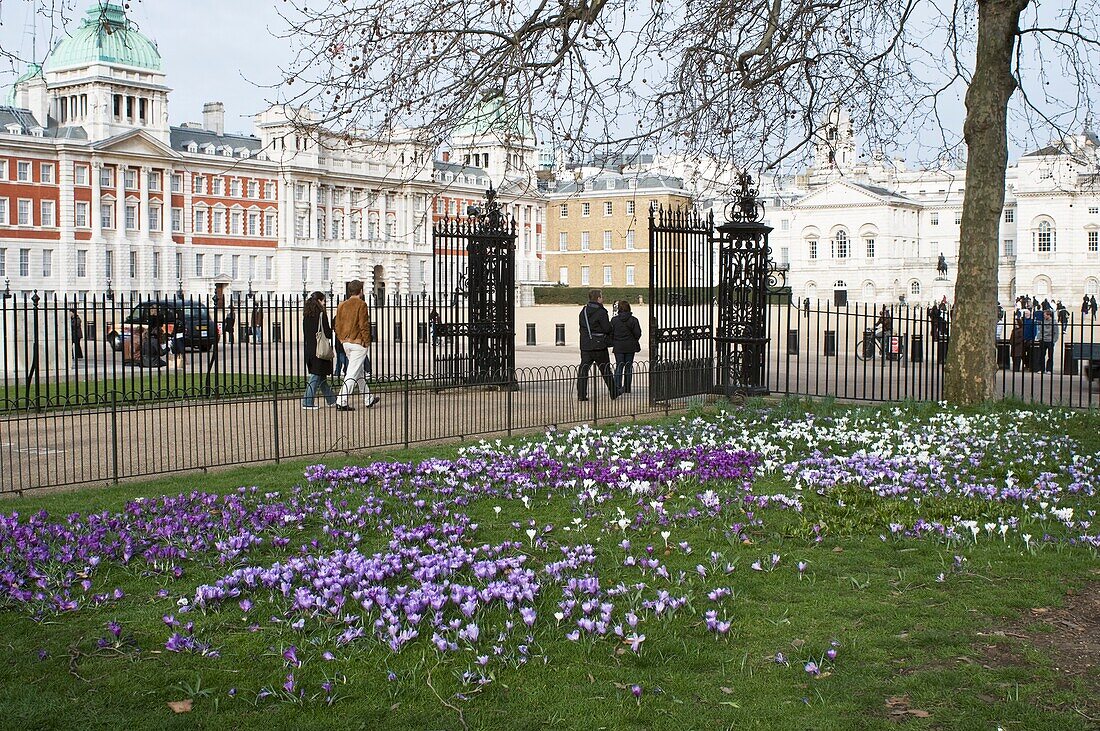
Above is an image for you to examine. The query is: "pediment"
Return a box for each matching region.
[91,129,182,159]
[794,179,905,209]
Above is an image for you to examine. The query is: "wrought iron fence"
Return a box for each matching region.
[0,290,481,413]
[0,361,691,494]
[764,300,1100,409]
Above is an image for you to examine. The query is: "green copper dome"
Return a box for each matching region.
[43,3,162,73]
[6,63,42,105]
[455,92,534,140]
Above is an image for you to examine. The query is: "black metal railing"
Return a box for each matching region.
[765,300,1100,409]
[0,361,691,494]
[0,291,486,413]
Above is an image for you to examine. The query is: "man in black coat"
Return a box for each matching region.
[577,289,619,401]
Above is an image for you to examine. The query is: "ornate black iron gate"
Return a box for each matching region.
[432,186,517,387]
[648,174,775,403]
[648,206,715,402]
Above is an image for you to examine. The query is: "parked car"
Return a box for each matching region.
[107,299,217,354]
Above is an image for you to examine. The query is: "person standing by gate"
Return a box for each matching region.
[223,306,236,344]
[251,304,264,345]
[611,300,642,395]
[577,289,619,402]
[334,279,380,411]
[69,307,83,368]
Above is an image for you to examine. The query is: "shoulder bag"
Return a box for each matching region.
[315,315,335,360]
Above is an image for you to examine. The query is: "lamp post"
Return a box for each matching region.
[106,278,114,301]
[176,278,184,300]
[2,278,10,299]
[247,279,255,301]
[327,280,334,300]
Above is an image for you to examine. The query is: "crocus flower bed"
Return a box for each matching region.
[1,400,1097,730]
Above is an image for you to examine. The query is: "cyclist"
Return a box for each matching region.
[874,305,893,349]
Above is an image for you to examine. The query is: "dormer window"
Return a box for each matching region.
[6,124,21,135]
[30,127,43,137]
[221,146,232,157]
[202,144,215,155]
[186,142,198,153]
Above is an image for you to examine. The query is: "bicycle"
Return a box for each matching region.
[855,329,888,361]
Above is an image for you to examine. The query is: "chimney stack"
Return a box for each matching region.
[203,102,225,135]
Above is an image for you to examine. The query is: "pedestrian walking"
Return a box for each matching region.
[333,335,348,380]
[250,304,264,345]
[429,309,442,345]
[1010,315,1025,372]
[1082,295,1090,319]
[1056,301,1068,335]
[1091,295,1098,319]
[577,289,619,402]
[333,279,379,411]
[611,300,642,395]
[302,291,337,409]
[1038,309,1057,373]
[69,307,83,367]
[223,306,236,343]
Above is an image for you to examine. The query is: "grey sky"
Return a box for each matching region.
[0,0,291,135]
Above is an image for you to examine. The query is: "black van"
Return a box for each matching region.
[108,299,218,353]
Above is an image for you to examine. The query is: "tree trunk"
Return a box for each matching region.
[944,0,1029,404]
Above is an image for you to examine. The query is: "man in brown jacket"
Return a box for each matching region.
[333,280,379,410]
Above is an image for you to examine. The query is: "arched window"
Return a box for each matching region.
[1086,278,1099,296]
[834,280,847,288]
[1036,220,1054,252]
[1034,276,1051,297]
[910,280,922,296]
[805,281,818,300]
[386,214,397,238]
[862,281,876,300]
[807,238,819,260]
[833,230,849,258]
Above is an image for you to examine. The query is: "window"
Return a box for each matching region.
[42,249,52,277]
[265,256,274,280]
[1005,208,1015,223]
[231,255,240,279]
[1037,220,1053,252]
[559,204,569,218]
[0,249,5,277]
[603,265,612,285]
[331,216,342,239]
[865,237,875,258]
[603,231,612,250]
[265,212,276,237]
[124,168,137,190]
[193,176,205,194]
[626,265,636,285]
[75,202,88,227]
[581,202,590,217]
[74,165,88,186]
[129,250,137,278]
[1090,207,1099,215]
[19,248,29,276]
[781,219,790,231]
[0,199,7,225]
[247,181,258,198]
[194,253,204,277]
[17,161,30,182]
[152,251,160,279]
[1090,231,1099,253]
[295,214,308,238]
[558,232,568,251]
[954,210,962,225]
[0,163,5,181]
[149,205,161,231]
[195,209,207,233]
[230,179,242,197]
[322,257,331,281]
[808,238,818,260]
[910,280,921,295]
[604,201,613,216]
[213,210,225,235]
[559,266,569,285]
[265,182,276,200]
[249,255,257,278]
[626,200,635,216]
[581,232,590,251]
[101,202,114,229]
[1039,166,1053,180]
[40,163,53,184]
[171,208,182,232]
[148,171,161,191]
[125,204,137,230]
[175,252,182,279]
[214,254,223,274]
[76,250,87,277]
[834,230,849,258]
[100,166,113,188]
[171,174,182,193]
[212,178,224,196]
[581,265,590,285]
[301,256,309,282]
[248,212,259,236]
[626,230,635,249]
[231,211,242,235]
[930,212,940,226]
[40,201,55,227]
[295,183,308,202]
[1003,239,1015,256]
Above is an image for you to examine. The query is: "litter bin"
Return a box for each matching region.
[937,336,949,364]
[555,323,566,346]
[787,329,798,356]
[417,323,428,344]
[911,334,924,363]
[239,324,250,342]
[370,323,378,342]
[996,341,1010,370]
[1028,343,1044,372]
[824,330,837,357]
[271,322,282,343]
[526,323,536,346]
[394,321,402,344]
[1063,343,1078,375]
[861,328,874,359]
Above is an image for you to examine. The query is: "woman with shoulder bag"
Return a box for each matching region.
[611,300,642,394]
[302,291,338,409]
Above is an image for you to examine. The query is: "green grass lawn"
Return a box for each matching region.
[0,398,1097,730]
